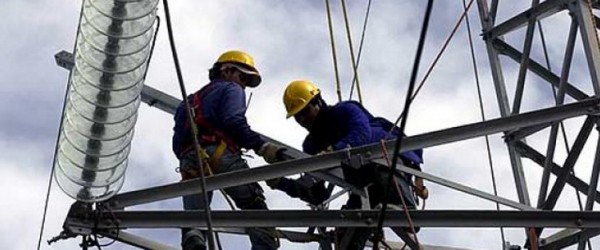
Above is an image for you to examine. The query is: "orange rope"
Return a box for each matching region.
[380,140,420,247]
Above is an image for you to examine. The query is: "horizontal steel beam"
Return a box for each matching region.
[372,159,537,211]
[141,85,180,115]
[77,210,600,228]
[486,0,567,39]
[99,230,179,250]
[107,97,600,208]
[540,228,600,249]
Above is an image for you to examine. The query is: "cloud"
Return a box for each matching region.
[4,0,600,249]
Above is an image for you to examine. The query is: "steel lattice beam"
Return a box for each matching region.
[68,210,600,229]
[105,97,600,208]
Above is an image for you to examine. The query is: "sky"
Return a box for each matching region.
[1,0,599,249]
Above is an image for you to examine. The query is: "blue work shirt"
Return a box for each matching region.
[172,80,265,158]
[302,101,423,165]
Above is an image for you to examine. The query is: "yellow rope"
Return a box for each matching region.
[340,0,363,103]
[325,0,342,102]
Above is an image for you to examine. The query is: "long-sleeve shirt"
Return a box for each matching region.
[172,80,265,158]
[302,101,423,165]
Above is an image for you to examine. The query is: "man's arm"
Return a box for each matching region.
[172,101,190,159]
[218,83,266,152]
[267,175,330,205]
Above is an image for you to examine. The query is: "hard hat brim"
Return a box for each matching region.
[221,63,262,87]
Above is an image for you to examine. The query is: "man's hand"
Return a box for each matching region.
[415,177,429,199]
[317,145,334,155]
[257,142,286,163]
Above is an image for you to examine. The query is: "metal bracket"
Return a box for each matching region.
[341,153,365,170]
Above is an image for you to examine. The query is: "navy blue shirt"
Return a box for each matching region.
[302,101,423,164]
[172,80,265,158]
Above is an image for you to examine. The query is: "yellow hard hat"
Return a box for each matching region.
[283,80,321,118]
[217,50,262,87]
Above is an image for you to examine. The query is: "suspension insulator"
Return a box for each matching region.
[54,0,159,202]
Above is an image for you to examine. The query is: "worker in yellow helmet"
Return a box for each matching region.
[172,50,283,250]
[273,80,425,250]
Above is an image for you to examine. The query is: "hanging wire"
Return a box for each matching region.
[388,0,475,133]
[161,0,216,249]
[379,140,420,247]
[324,0,343,102]
[348,0,373,101]
[373,1,434,248]
[537,20,591,250]
[462,0,506,246]
[38,60,69,250]
[340,0,364,103]
[144,16,161,79]
[38,2,86,249]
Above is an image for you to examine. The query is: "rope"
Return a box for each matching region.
[340,0,363,103]
[161,0,216,249]
[348,0,373,101]
[388,0,475,135]
[462,0,506,246]
[324,0,342,102]
[379,140,420,247]
[374,1,433,248]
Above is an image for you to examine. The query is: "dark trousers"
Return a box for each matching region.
[335,163,416,250]
[180,146,278,250]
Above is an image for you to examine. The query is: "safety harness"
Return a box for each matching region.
[177,83,240,179]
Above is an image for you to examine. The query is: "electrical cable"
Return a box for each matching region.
[144,16,161,79]
[348,0,373,101]
[161,0,216,249]
[379,140,420,248]
[38,2,86,249]
[324,0,343,102]
[388,0,475,135]
[462,0,506,246]
[340,0,364,103]
[373,1,433,248]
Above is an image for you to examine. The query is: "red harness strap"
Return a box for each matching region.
[180,83,240,156]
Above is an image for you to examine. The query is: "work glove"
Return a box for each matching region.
[303,182,330,205]
[257,142,286,163]
[317,145,334,155]
[265,178,282,189]
[414,177,429,199]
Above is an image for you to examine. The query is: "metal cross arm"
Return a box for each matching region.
[97,228,324,249]
[484,0,568,40]
[69,210,600,229]
[372,159,537,211]
[105,97,600,208]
